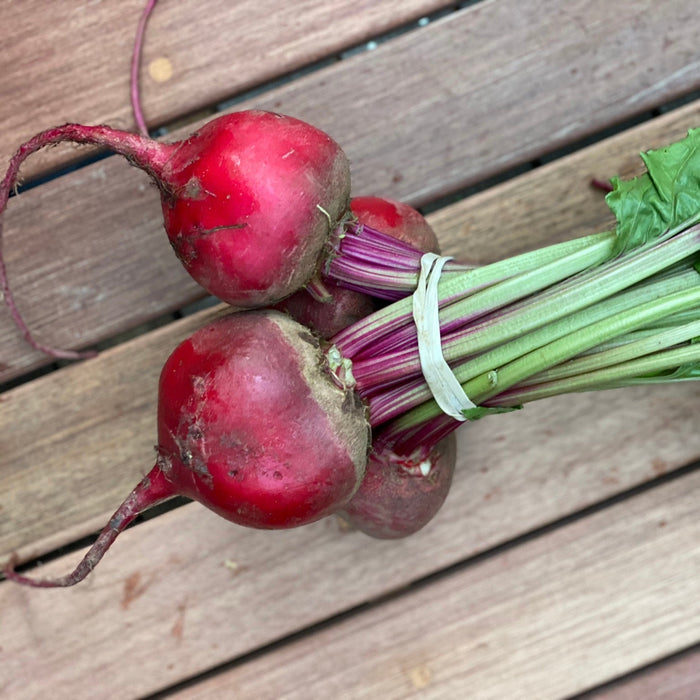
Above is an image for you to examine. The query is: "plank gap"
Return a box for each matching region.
[400,457,700,594]
[425,84,700,216]
[143,596,376,700]
[0,309,184,394]
[0,359,59,393]
[423,109,656,214]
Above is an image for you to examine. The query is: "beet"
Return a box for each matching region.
[350,196,440,254]
[341,434,456,539]
[156,310,369,528]
[3,310,370,587]
[0,110,350,358]
[160,111,351,308]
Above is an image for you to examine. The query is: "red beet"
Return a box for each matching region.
[274,281,376,339]
[160,111,350,307]
[3,310,369,587]
[341,434,456,539]
[350,195,440,254]
[156,310,368,528]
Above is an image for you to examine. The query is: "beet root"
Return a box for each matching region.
[156,310,369,528]
[275,196,440,338]
[274,281,376,339]
[340,434,456,539]
[0,111,350,358]
[161,111,351,308]
[350,196,440,254]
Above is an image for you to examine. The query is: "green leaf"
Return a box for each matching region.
[606,128,700,254]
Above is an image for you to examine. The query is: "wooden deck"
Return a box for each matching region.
[1,1,699,697]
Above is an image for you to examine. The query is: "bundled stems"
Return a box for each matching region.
[326,217,700,455]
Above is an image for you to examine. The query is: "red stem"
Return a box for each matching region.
[131,0,159,137]
[0,123,174,360]
[591,177,614,193]
[3,465,175,588]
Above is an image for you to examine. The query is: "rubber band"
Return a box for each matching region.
[412,253,476,421]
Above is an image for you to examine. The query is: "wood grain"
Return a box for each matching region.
[0,0,452,180]
[431,99,700,264]
[0,306,224,562]
[3,0,700,382]
[1,395,698,698]
[165,471,700,700]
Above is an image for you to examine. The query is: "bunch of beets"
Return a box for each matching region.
[3,108,700,588]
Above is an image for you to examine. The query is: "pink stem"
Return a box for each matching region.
[131,0,159,137]
[591,177,614,193]
[3,465,174,588]
[305,275,333,303]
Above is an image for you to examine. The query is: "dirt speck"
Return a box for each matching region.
[121,572,148,610]
[334,513,356,534]
[171,601,187,641]
[149,57,174,83]
[651,458,668,476]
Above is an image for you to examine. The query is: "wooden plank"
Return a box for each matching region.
[585,648,700,700]
[1,0,452,181]
[3,0,700,382]
[3,442,698,698]
[5,102,700,562]
[165,471,700,700]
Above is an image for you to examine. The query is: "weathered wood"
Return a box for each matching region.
[586,648,700,699]
[164,472,700,700]
[3,0,700,382]
[430,98,700,263]
[3,2,700,696]
[3,447,698,698]
[0,0,452,180]
[0,306,223,562]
